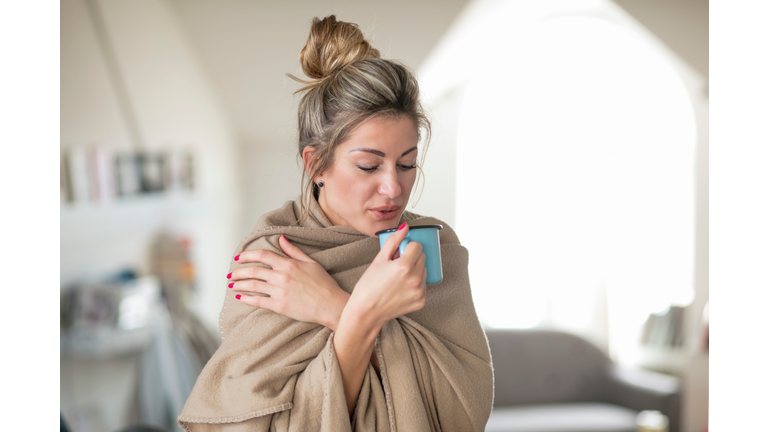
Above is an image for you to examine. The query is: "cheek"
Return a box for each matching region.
[347,181,376,201]
[330,170,376,202]
[401,171,418,194]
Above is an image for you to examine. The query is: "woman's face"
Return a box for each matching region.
[313,116,419,237]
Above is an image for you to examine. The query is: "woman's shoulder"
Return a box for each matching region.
[231,200,300,258]
[236,198,363,256]
[401,211,461,246]
[249,200,301,232]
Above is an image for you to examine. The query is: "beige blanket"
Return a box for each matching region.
[177,197,494,431]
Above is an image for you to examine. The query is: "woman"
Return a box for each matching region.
[178,15,493,432]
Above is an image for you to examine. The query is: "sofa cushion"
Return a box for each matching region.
[485,402,637,432]
[486,330,611,405]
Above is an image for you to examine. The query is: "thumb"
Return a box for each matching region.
[377,222,409,262]
[279,235,316,263]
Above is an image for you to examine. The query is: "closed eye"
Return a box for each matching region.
[357,165,377,173]
[356,163,418,173]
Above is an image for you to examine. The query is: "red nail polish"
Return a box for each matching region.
[282,235,288,242]
[228,283,234,288]
[227,273,232,279]
[234,255,240,261]
[236,294,241,300]
[397,222,407,231]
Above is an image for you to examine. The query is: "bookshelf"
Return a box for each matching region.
[60,2,240,430]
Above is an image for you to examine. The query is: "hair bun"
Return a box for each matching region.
[299,15,381,80]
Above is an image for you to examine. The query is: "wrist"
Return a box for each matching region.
[337,299,382,342]
[324,289,350,331]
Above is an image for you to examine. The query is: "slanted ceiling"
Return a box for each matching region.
[613,0,708,79]
[169,0,470,147]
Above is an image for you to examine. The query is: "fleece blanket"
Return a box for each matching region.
[177,197,493,431]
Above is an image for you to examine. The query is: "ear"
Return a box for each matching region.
[302,147,316,173]
[302,146,321,181]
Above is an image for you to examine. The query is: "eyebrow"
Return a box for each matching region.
[350,146,418,157]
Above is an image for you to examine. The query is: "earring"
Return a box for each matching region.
[317,181,324,188]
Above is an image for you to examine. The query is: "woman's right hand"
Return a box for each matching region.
[348,223,428,328]
[230,235,350,331]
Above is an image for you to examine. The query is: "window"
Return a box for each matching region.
[453,15,696,362]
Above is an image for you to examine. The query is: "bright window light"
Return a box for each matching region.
[456,15,696,359]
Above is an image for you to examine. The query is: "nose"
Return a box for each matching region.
[378,169,402,199]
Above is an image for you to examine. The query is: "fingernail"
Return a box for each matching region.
[282,235,289,242]
[397,222,407,231]
[234,255,240,261]
[227,273,232,279]
[228,283,234,288]
[236,294,241,300]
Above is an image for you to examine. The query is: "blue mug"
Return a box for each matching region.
[375,225,443,285]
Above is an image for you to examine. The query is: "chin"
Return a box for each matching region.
[353,210,405,237]
[372,219,402,236]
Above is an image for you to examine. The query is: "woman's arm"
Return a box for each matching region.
[333,223,427,414]
[230,224,426,415]
[229,235,350,331]
[333,304,380,414]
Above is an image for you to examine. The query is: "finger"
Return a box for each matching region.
[279,235,316,263]
[400,240,424,263]
[411,250,427,285]
[230,264,274,282]
[236,249,289,269]
[412,250,426,272]
[235,292,280,312]
[228,279,274,295]
[377,222,409,263]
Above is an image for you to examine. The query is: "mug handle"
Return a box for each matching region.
[399,238,410,258]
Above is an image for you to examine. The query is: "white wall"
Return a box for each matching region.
[61,0,131,149]
[413,83,466,226]
[61,0,241,332]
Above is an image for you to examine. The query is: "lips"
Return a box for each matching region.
[370,205,401,220]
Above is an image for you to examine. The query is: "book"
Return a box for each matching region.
[670,306,686,347]
[178,149,194,191]
[67,145,91,203]
[641,306,687,348]
[89,145,116,203]
[640,313,656,345]
[138,152,167,193]
[115,153,141,196]
[61,152,73,203]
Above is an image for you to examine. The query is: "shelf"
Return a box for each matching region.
[61,190,200,216]
[61,192,203,240]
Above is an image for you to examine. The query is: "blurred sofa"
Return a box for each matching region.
[485,329,680,432]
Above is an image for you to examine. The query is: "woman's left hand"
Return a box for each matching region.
[229,235,350,331]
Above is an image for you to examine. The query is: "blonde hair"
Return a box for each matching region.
[288,15,431,223]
